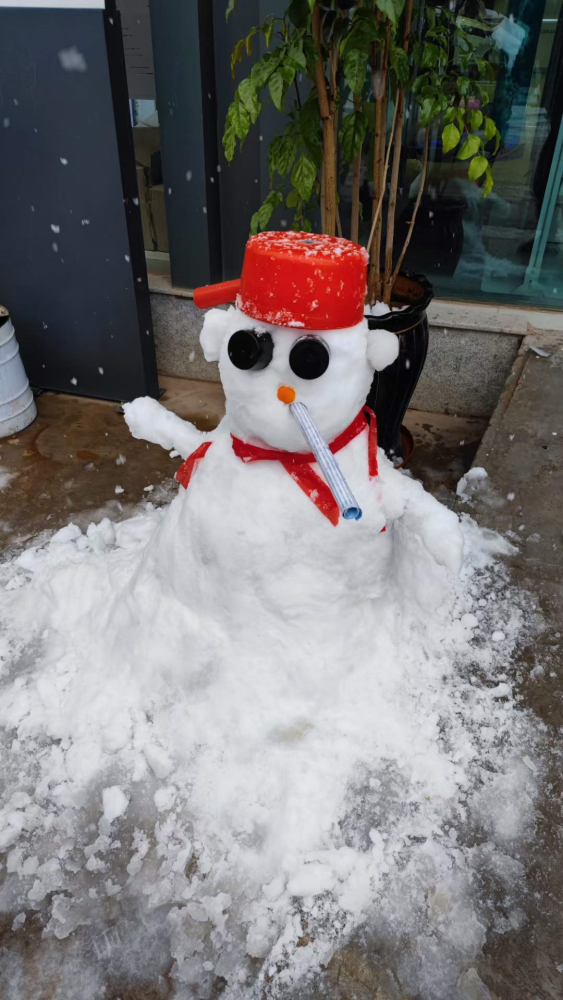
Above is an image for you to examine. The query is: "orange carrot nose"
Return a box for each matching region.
[277,385,296,405]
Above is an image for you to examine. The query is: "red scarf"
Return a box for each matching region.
[176,407,379,527]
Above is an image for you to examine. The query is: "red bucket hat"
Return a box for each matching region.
[193,231,368,331]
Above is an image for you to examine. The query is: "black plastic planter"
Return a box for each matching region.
[366,271,434,462]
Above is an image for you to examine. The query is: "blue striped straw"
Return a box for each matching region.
[289,401,362,521]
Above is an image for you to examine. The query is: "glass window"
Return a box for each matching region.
[117,0,171,278]
[131,99,170,276]
[340,1,563,309]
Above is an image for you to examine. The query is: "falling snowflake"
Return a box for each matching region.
[58,46,88,72]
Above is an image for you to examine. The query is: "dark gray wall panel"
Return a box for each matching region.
[117,0,155,99]
[0,5,159,401]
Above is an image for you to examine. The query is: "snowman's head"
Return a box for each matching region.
[200,306,398,451]
[194,232,399,451]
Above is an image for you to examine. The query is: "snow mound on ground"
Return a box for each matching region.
[0,505,540,1000]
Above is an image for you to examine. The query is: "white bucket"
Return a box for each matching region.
[0,306,37,439]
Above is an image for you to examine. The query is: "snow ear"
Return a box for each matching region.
[200,308,230,362]
[366,328,399,372]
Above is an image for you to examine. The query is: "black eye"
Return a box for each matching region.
[228,329,274,371]
[289,337,330,381]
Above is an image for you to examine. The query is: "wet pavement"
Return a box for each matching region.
[459,338,563,1000]
[0,377,224,556]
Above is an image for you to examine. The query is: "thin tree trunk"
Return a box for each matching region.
[367,98,384,301]
[391,127,430,287]
[367,25,390,304]
[366,99,398,255]
[312,2,337,236]
[336,204,343,239]
[382,0,414,305]
[382,90,405,304]
[330,39,340,237]
[322,118,337,236]
[350,97,361,243]
[350,151,361,243]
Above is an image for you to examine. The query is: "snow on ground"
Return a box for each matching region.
[0,501,539,999]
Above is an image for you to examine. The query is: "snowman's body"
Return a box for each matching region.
[125,233,463,659]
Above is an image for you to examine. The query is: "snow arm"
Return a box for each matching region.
[123,397,212,460]
[398,475,464,577]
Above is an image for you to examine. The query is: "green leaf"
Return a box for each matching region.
[468,109,483,131]
[250,52,280,90]
[263,21,274,48]
[344,47,369,95]
[301,34,317,74]
[268,71,285,111]
[443,106,457,126]
[227,99,251,141]
[299,96,322,167]
[456,76,471,96]
[223,126,236,161]
[231,38,244,78]
[483,115,496,141]
[280,63,296,87]
[442,122,460,154]
[226,0,236,20]
[287,0,310,29]
[375,0,404,25]
[341,14,379,54]
[425,6,436,29]
[245,27,257,56]
[457,134,481,160]
[268,133,298,178]
[493,128,501,155]
[480,165,494,199]
[468,155,488,181]
[286,188,299,208]
[339,109,368,163]
[389,44,409,86]
[421,42,440,69]
[292,153,317,201]
[238,78,261,123]
[287,35,307,70]
[420,97,438,128]
[476,58,494,80]
[250,190,284,235]
[412,73,429,96]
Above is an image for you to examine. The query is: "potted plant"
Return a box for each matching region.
[223,0,500,459]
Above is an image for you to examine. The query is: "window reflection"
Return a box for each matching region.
[132,100,170,276]
[342,1,563,308]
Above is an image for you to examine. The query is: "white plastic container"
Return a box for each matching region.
[0,306,37,438]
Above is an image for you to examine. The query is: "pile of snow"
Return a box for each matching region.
[457,466,489,497]
[0,501,539,999]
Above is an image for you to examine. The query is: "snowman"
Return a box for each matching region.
[125,232,463,660]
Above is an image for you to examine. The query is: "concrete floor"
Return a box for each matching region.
[0,377,224,554]
[461,338,563,1000]
[0,377,486,556]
